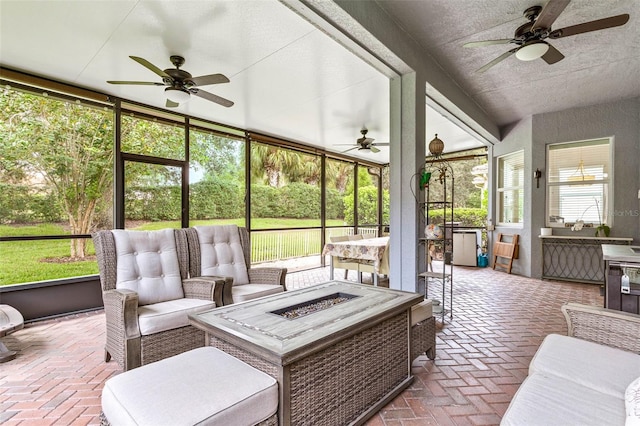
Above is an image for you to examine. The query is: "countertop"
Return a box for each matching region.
[602,244,640,263]
[539,235,633,241]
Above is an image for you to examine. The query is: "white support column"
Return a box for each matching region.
[389,72,426,292]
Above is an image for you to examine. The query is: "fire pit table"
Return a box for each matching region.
[190,281,423,425]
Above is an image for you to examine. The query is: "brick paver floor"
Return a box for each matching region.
[0,265,601,425]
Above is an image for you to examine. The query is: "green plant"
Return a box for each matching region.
[595,223,610,237]
[594,199,609,237]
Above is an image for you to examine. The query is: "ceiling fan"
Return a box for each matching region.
[107,55,234,108]
[334,128,389,154]
[463,0,630,73]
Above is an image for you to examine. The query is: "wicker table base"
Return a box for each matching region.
[191,281,422,425]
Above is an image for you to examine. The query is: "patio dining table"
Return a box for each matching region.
[322,236,389,286]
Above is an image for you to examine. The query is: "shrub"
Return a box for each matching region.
[190,179,244,219]
[0,184,64,224]
[427,207,488,228]
[343,187,389,225]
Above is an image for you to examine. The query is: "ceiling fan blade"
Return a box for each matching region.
[130,56,171,79]
[166,99,179,108]
[476,48,518,73]
[342,147,359,153]
[370,146,380,153]
[532,0,571,31]
[463,39,512,48]
[106,81,164,85]
[549,14,630,39]
[541,43,565,64]
[189,73,230,86]
[191,88,234,108]
[373,143,390,146]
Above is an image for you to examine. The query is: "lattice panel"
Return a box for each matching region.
[542,238,630,283]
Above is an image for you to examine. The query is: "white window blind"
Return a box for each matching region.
[497,151,524,224]
[547,139,611,227]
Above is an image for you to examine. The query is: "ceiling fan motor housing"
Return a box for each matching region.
[106,54,234,108]
[464,1,630,73]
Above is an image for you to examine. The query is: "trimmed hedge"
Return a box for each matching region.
[250,183,344,219]
[125,181,346,221]
[343,186,390,225]
[427,207,488,228]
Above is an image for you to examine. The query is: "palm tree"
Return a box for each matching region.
[326,160,353,193]
[250,143,299,187]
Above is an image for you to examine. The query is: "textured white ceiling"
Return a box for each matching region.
[377,0,640,127]
[0,0,396,162]
[23,1,638,164]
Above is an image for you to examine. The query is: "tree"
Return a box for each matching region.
[1,88,113,258]
[326,160,353,193]
[189,130,244,182]
[286,152,321,186]
[250,143,298,187]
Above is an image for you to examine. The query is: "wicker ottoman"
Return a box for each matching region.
[411,299,436,361]
[101,347,278,426]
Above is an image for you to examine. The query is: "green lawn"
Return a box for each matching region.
[0,219,347,286]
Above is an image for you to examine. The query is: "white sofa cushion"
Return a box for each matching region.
[195,225,250,285]
[530,334,640,398]
[102,347,278,426]
[138,298,216,335]
[232,283,284,303]
[501,372,626,426]
[112,229,184,305]
[627,376,640,425]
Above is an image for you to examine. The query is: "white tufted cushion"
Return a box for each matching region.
[112,229,184,305]
[195,225,250,285]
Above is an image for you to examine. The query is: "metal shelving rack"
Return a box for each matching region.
[418,150,454,322]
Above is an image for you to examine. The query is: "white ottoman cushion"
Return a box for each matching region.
[501,372,626,426]
[530,334,640,398]
[102,347,278,426]
[411,299,433,326]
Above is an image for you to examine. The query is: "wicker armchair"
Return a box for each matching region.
[184,225,287,305]
[93,229,229,371]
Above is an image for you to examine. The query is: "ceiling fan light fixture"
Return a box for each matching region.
[515,41,550,61]
[164,87,191,103]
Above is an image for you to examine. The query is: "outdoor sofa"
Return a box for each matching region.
[501,303,640,425]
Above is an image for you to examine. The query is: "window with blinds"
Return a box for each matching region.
[497,151,524,225]
[546,138,612,227]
